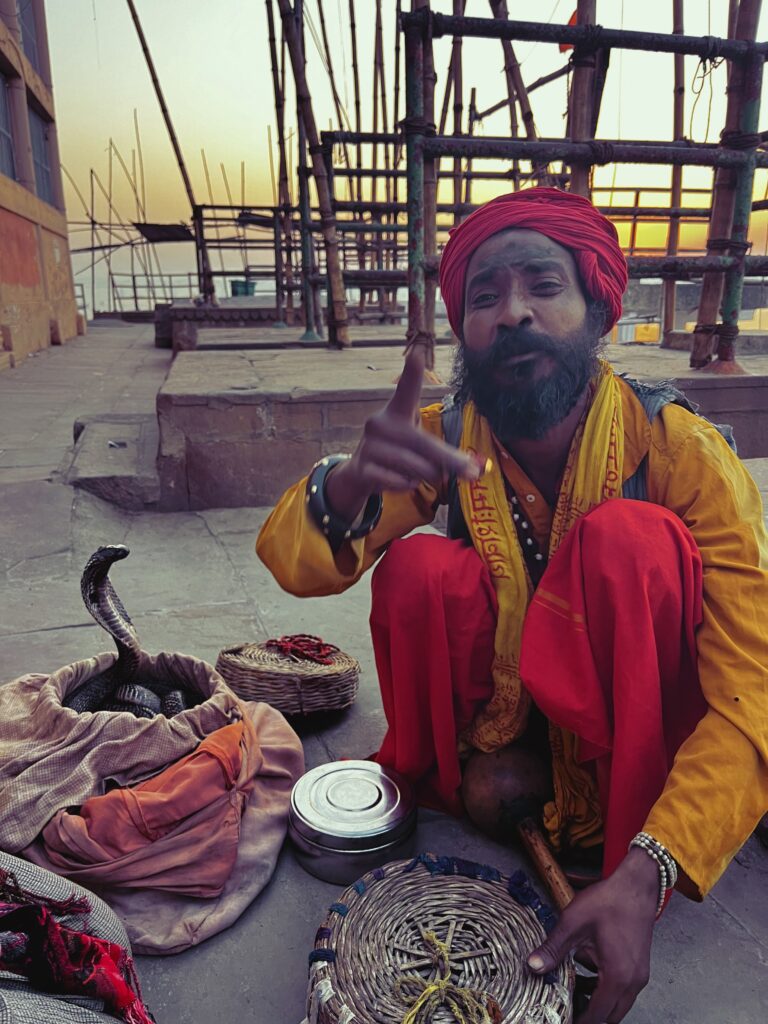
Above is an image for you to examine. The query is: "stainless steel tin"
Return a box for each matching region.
[288,760,417,884]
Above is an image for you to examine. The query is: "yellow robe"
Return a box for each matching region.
[256,377,768,898]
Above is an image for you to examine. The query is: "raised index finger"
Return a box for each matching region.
[387,345,425,420]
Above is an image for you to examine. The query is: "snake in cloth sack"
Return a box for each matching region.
[64,545,189,717]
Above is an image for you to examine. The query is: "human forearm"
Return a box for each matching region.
[324,460,372,523]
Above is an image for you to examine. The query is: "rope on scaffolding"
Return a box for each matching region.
[720,129,762,151]
[586,141,616,166]
[706,237,752,256]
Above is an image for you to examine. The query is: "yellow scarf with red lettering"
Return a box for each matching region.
[457,360,624,846]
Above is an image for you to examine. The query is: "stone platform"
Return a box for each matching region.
[156,343,768,510]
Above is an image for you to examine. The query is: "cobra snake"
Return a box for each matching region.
[64,545,192,717]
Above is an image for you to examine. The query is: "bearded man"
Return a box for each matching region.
[257,188,768,1023]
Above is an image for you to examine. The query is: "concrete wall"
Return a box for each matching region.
[156,352,768,511]
[0,1,79,372]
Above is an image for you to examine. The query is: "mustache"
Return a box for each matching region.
[475,325,564,369]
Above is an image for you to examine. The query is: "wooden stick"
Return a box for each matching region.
[517,817,575,913]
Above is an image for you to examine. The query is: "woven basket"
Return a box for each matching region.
[305,853,574,1024]
[215,641,359,715]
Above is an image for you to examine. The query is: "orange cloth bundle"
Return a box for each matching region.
[39,721,257,898]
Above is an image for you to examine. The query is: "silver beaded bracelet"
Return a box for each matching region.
[629,831,679,916]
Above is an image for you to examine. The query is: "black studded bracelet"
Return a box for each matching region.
[305,455,383,552]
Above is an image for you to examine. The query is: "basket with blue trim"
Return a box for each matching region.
[304,853,574,1024]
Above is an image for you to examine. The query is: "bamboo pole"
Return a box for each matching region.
[393,0,402,200]
[371,2,381,211]
[465,86,476,206]
[347,0,366,307]
[416,0,437,364]
[488,0,519,188]
[278,0,349,346]
[294,0,320,339]
[662,0,685,346]
[107,139,113,312]
[201,148,227,282]
[316,0,354,198]
[221,162,248,274]
[133,109,166,301]
[452,0,463,224]
[90,169,96,318]
[567,0,597,197]
[690,0,763,370]
[265,0,295,322]
[124,0,213,301]
[348,0,363,205]
[100,145,152,290]
[489,0,545,186]
[375,0,388,311]
[267,125,278,206]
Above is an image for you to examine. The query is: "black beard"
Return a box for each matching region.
[450,303,606,442]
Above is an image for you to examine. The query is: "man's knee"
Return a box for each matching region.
[372,534,484,596]
[576,499,697,568]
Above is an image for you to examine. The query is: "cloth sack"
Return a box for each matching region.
[0,651,304,954]
[38,720,258,898]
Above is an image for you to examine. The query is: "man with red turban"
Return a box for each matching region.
[257,188,768,1023]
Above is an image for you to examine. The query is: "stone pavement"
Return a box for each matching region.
[1,321,767,1023]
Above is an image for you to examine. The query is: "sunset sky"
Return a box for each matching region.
[44,1,768,306]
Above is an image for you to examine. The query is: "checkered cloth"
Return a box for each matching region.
[0,853,137,1024]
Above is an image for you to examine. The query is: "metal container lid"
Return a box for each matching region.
[289,760,416,852]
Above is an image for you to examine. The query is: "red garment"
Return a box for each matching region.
[372,501,706,879]
[438,187,628,336]
[371,534,496,814]
[520,499,707,877]
[0,898,152,1024]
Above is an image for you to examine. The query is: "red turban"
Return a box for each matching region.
[439,187,627,336]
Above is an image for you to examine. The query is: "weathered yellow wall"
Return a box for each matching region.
[0,7,79,371]
[0,167,78,370]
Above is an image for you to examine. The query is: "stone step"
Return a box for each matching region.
[64,413,160,510]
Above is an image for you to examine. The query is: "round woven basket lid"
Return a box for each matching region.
[290,761,416,851]
[219,639,359,678]
[306,854,573,1024]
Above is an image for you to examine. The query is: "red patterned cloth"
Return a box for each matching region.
[0,896,153,1024]
[438,186,628,336]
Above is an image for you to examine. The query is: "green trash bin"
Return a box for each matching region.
[231,280,256,297]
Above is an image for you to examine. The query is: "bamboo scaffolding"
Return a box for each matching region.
[124,0,213,301]
[316,0,354,199]
[489,0,536,188]
[278,0,349,346]
[690,0,763,371]
[399,2,766,366]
